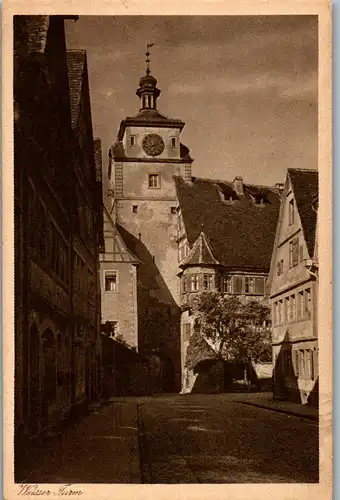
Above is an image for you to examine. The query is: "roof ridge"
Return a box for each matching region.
[189,175,281,191]
[201,232,219,264]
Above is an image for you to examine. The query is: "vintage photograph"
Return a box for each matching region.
[5,8,331,494]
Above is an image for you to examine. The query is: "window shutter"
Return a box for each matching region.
[254,277,265,294]
[233,276,243,294]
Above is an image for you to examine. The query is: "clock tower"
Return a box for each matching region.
[109,51,193,303]
[107,48,193,391]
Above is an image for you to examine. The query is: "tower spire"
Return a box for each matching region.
[136,43,160,111]
[145,42,154,75]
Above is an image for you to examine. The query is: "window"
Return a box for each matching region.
[289,199,295,225]
[130,135,136,147]
[255,277,265,295]
[284,296,290,322]
[297,291,304,319]
[278,300,284,324]
[299,244,304,262]
[291,294,296,321]
[171,207,177,214]
[190,275,199,291]
[132,205,138,213]
[105,272,117,292]
[305,288,311,316]
[149,174,160,188]
[203,274,213,291]
[276,260,283,276]
[245,277,255,294]
[223,276,232,293]
[289,237,299,268]
[178,239,188,263]
[171,137,177,148]
[300,350,306,377]
[307,350,314,380]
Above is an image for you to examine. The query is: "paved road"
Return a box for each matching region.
[17,394,318,484]
[137,394,318,483]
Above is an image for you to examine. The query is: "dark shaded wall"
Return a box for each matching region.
[118,226,181,393]
[14,16,103,452]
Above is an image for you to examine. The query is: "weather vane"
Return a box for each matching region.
[145,43,154,75]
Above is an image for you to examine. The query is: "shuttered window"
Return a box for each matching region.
[233,276,243,294]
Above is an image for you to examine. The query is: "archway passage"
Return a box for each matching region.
[29,323,40,434]
[146,353,176,394]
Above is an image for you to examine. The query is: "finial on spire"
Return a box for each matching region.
[145,42,154,75]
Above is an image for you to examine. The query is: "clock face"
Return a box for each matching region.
[142,134,165,157]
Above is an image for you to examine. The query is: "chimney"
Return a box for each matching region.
[233,176,244,197]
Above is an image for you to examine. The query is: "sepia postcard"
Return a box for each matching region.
[2,1,332,499]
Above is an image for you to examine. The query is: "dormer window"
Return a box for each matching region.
[248,190,270,205]
[216,183,239,203]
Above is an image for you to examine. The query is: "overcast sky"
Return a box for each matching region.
[65,15,318,186]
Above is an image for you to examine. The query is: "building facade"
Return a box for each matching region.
[14,15,103,449]
[174,176,281,392]
[100,207,139,349]
[268,168,318,405]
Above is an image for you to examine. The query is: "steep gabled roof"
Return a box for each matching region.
[181,232,219,267]
[66,50,87,127]
[175,176,281,271]
[288,168,319,257]
[102,207,140,264]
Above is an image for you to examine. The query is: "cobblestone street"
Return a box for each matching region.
[17,394,319,484]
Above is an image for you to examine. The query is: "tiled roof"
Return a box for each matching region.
[125,108,184,124]
[66,50,87,127]
[25,15,50,54]
[181,232,219,267]
[288,168,319,257]
[175,176,281,271]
